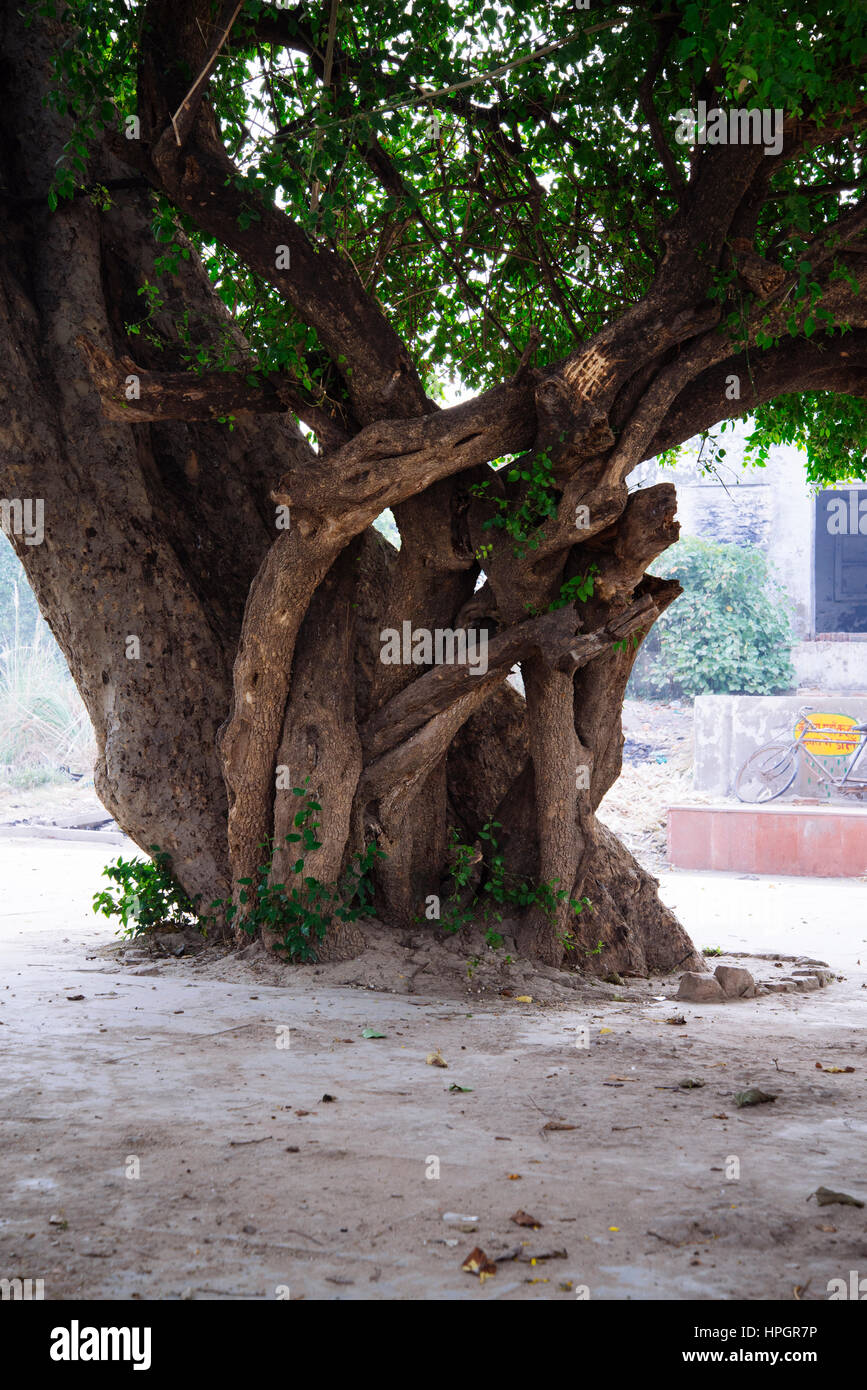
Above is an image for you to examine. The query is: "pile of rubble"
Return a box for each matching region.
[677,957,834,1002]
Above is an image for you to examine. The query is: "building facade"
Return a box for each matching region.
[629,427,867,693]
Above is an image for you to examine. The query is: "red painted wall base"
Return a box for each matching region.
[667,803,867,877]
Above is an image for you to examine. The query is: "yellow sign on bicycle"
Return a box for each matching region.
[794,712,859,757]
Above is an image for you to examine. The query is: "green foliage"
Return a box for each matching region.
[93,848,200,938]
[93,789,383,956]
[548,568,598,610]
[525,565,597,616]
[36,1,867,476]
[745,394,867,485]
[630,537,796,698]
[470,450,563,555]
[223,781,384,962]
[612,630,644,655]
[439,819,589,949]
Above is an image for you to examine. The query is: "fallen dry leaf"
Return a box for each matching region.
[734,1088,777,1108]
[815,1063,855,1074]
[511,1210,543,1229]
[809,1186,864,1209]
[542,1121,577,1132]
[515,995,533,1003]
[461,1247,497,1281]
[507,1173,522,1180]
[495,1245,567,1265]
[426,1051,448,1068]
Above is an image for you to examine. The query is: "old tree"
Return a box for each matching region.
[1,1,866,969]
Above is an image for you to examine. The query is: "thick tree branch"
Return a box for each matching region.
[76,336,355,450]
[132,0,432,426]
[361,592,660,763]
[280,377,538,521]
[646,330,867,460]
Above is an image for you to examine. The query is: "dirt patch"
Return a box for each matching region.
[622,696,694,766]
[599,699,725,874]
[106,921,671,1006]
[2,839,866,1303]
[0,779,114,829]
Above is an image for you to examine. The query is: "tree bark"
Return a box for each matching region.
[11,5,862,977]
[0,12,303,908]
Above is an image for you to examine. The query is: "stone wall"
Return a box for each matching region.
[693,693,867,800]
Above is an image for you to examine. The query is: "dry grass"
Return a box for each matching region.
[597,748,717,875]
[0,588,95,787]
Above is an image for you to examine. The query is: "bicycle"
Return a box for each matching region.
[734,705,867,804]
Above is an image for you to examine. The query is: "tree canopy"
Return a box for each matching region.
[41,0,867,476]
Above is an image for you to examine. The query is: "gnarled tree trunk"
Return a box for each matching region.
[5,4,865,975]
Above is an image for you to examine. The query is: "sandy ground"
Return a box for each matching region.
[1,836,866,1302]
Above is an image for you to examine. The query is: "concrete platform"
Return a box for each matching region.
[668,801,867,876]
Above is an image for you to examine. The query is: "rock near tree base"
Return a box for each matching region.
[676,960,834,1002]
[713,965,757,998]
[676,972,727,1003]
[676,964,759,1002]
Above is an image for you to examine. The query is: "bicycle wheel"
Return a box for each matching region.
[734,744,797,804]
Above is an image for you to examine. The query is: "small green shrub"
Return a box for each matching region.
[93,847,200,938]
[439,819,590,949]
[93,786,383,960]
[629,537,796,698]
[223,780,384,962]
[469,449,562,556]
